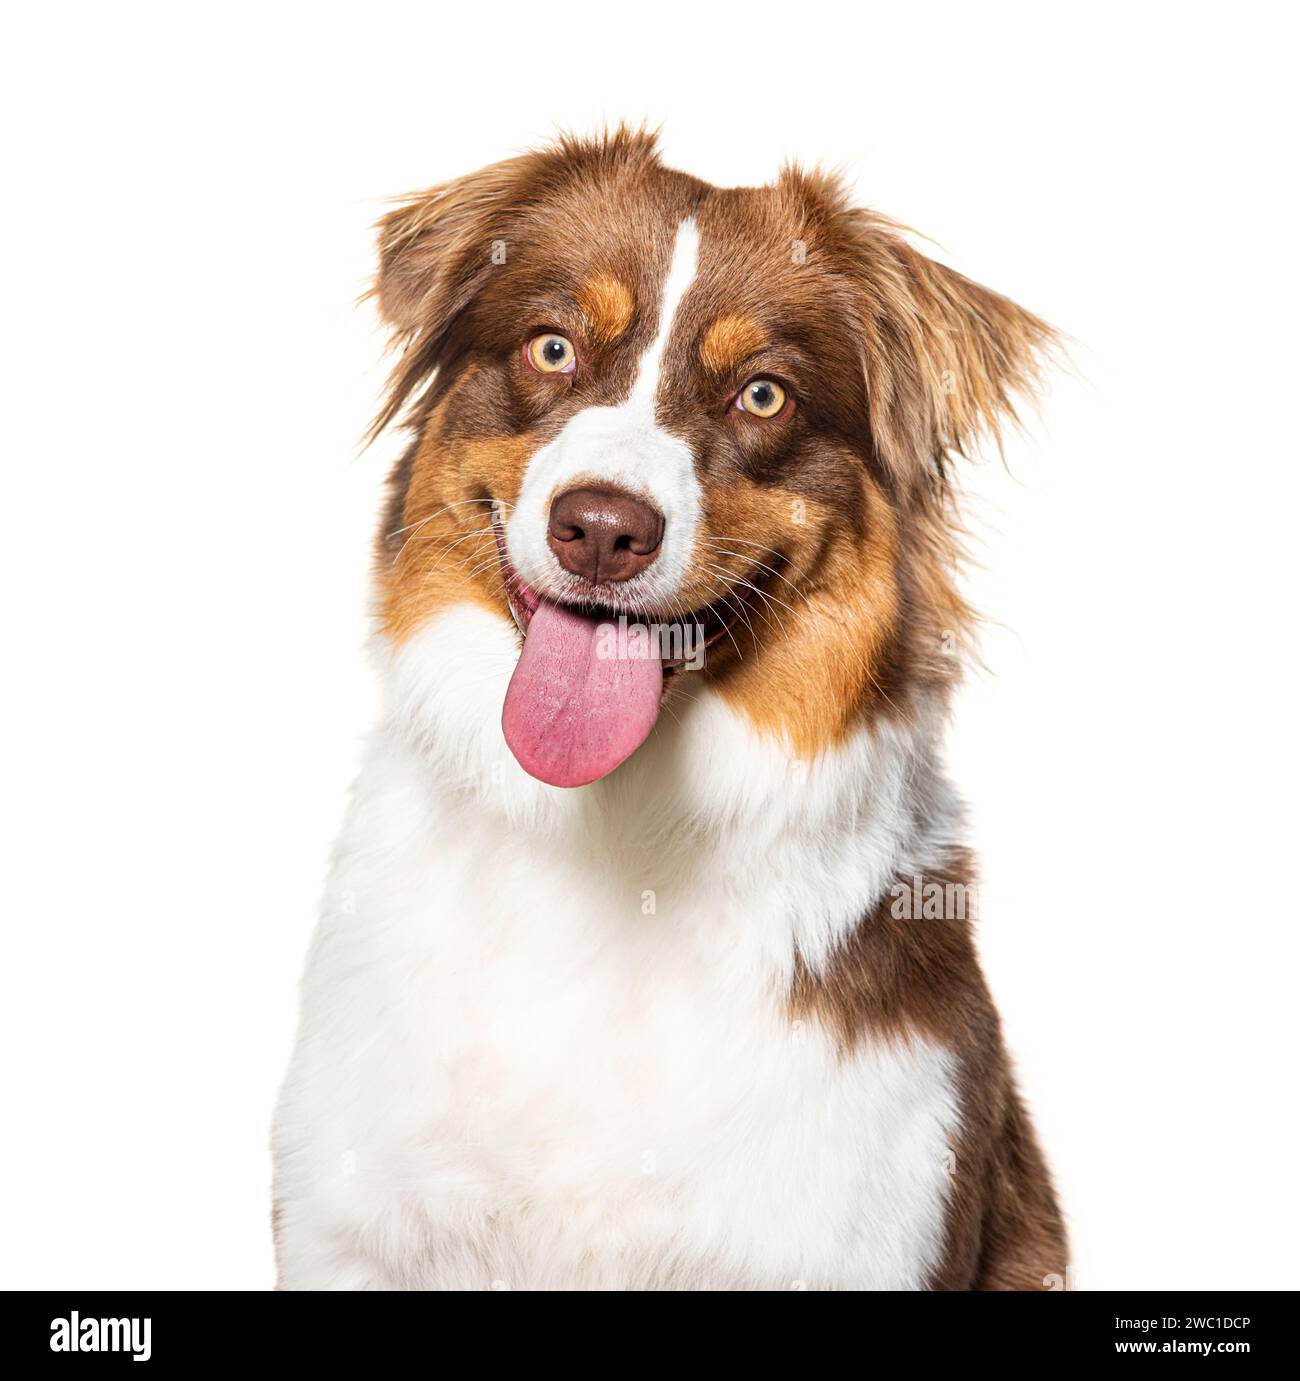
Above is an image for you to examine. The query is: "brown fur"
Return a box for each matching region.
[699,313,766,373]
[577,272,635,343]
[790,850,1067,1288]
[360,128,1066,1289]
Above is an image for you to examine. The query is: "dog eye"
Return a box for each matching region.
[735,378,788,419]
[526,333,577,375]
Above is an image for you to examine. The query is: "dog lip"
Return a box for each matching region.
[490,512,768,667]
[491,515,540,636]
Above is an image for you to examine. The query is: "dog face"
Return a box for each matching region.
[371,131,1053,787]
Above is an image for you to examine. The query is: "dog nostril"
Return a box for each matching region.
[547,485,664,585]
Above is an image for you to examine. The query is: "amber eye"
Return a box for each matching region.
[526,333,577,374]
[736,378,787,419]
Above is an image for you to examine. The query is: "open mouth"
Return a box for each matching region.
[490,513,768,789]
[492,521,760,668]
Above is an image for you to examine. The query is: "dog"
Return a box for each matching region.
[273,128,1067,1290]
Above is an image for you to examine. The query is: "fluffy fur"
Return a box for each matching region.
[273,128,1066,1290]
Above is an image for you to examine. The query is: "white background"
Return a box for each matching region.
[3,1,1297,1291]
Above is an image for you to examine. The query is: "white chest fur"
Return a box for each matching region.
[274,605,964,1290]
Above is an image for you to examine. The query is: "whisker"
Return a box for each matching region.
[705,550,804,603]
[390,497,514,562]
[701,546,904,714]
[697,562,757,661]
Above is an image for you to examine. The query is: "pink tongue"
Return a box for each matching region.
[502,600,664,788]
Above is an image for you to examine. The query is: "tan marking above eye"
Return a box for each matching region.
[700,314,766,373]
[526,333,576,374]
[577,274,634,343]
[737,379,787,418]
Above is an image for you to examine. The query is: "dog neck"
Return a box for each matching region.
[369,602,962,977]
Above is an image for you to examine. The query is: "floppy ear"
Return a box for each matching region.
[374,159,529,333]
[849,212,1057,503]
[368,156,530,435]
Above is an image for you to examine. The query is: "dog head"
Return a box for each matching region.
[371,130,1054,788]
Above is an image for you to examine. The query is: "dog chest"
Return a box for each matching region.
[279,780,961,1288]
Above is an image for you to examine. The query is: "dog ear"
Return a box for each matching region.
[373,159,527,334]
[848,211,1058,504]
[368,157,529,436]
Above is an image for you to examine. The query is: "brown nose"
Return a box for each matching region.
[547,485,664,585]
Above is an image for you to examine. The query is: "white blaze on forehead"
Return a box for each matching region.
[629,217,700,408]
[504,216,705,610]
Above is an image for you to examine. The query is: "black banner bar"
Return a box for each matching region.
[2,1289,1283,1368]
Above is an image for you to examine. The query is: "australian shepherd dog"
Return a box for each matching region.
[273,128,1067,1291]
